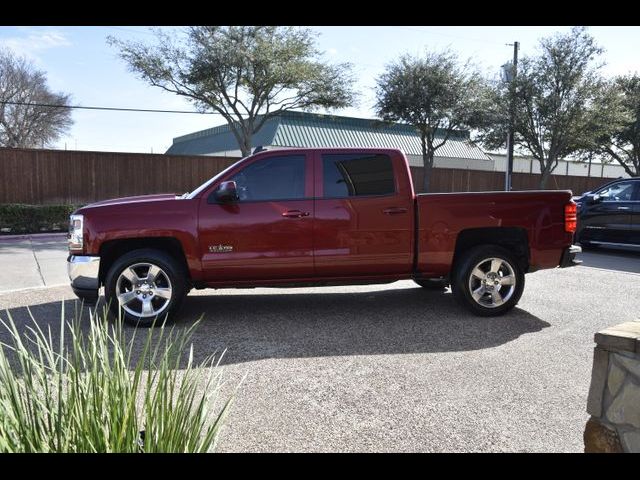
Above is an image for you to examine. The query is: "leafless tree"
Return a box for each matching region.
[0,48,73,148]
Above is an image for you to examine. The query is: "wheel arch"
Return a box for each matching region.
[98,237,190,285]
[452,227,530,275]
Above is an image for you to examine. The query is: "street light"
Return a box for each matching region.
[501,62,514,83]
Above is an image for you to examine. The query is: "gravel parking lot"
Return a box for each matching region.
[0,240,639,452]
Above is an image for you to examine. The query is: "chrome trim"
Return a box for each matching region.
[589,241,640,248]
[569,245,582,255]
[67,255,100,290]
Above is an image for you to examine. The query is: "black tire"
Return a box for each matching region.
[451,245,525,317]
[104,248,188,327]
[413,278,449,290]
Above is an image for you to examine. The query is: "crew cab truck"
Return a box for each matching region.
[67,148,581,326]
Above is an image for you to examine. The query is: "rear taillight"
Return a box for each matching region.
[565,202,577,233]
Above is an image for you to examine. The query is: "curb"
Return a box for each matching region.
[0,232,67,243]
[0,283,70,295]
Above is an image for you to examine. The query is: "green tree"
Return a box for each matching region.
[480,27,617,188]
[108,26,356,156]
[375,49,490,193]
[594,75,640,177]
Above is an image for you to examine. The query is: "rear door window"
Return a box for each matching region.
[322,153,395,198]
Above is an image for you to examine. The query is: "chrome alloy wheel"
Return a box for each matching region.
[467,257,516,309]
[115,262,173,318]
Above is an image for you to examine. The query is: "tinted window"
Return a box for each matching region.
[322,154,395,197]
[229,155,306,201]
[597,181,637,202]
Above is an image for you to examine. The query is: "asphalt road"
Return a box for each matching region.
[0,238,639,452]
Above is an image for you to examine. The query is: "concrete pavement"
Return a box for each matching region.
[0,237,639,452]
[0,234,69,293]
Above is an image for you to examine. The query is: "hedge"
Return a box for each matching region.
[0,204,82,234]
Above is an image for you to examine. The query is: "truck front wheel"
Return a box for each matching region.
[451,245,525,317]
[413,278,449,290]
[104,249,188,327]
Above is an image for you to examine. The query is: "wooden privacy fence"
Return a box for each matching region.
[0,147,617,205]
[0,148,238,204]
[410,167,612,195]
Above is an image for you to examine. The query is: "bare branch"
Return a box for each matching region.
[0,48,73,148]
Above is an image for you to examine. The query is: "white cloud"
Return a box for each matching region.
[327,48,338,56]
[0,30,72,61]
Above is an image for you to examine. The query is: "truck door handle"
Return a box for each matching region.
[383,207,408,215]
[282,210,310,218]
[617,206,630,210]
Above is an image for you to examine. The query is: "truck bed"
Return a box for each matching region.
[416,190,574,276]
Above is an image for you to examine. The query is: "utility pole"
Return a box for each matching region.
[504,41,519,191]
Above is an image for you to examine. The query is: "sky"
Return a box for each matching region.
[1,25,639,154]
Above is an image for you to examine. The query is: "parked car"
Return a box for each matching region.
[574,177,640,249]
[67,148,580,326]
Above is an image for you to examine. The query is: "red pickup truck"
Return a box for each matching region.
[67,148,581,326]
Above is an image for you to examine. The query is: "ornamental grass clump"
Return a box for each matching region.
[0,305,233,452]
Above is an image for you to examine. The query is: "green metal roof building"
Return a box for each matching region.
[166,111,493,170]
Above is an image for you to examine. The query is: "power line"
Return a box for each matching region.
[102,26,159,37]
[388,26,508,47]
[0,100,222,115]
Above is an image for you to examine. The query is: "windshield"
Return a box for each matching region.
[186,157,246,199]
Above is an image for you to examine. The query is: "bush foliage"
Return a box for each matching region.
[0,204,80,234]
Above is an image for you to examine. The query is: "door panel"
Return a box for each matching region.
[314,197,413,276]
[198,153,314,281]
[199,200,314,280]
[313,151,413,277]
[629,184,640,245]
[581,203,633,243]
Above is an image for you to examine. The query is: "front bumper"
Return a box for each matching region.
[67,255,100,301]
[559,245,582,268]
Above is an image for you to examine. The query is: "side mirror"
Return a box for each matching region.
[215,181,239,203]
[585,194,601,205]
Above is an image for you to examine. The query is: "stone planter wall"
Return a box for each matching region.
[584,321,640,453]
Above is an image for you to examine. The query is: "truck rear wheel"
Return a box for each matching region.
[451,245,524,317]
[104,249,187,327]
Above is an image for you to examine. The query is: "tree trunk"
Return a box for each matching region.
[423,158,433,193]
[539,169,552,189]
[420,133,434,193]
[239,136,252,157]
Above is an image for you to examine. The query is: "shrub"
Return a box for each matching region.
[0,203,81,234]
[0,306,233,452]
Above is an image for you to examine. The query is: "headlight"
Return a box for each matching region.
[68,214,84,251]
